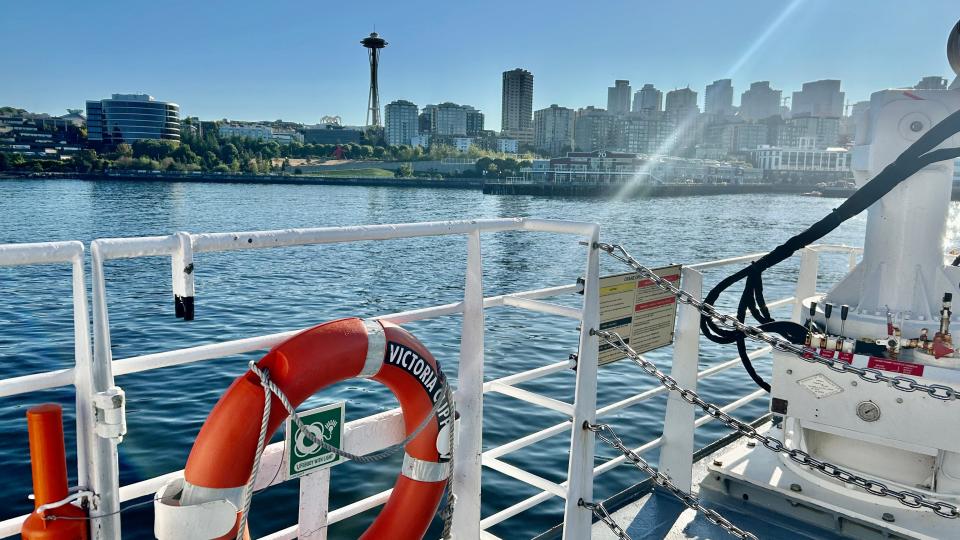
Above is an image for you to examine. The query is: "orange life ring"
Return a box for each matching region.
[180,317,453,539]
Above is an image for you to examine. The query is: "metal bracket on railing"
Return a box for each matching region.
[35,488,97,516]
[154,477,238,540]
[93,386,127,442]
[172,232,195,321]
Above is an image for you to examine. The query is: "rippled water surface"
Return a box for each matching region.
[0,179,927,538]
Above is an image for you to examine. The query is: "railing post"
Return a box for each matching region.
[298,469,330,539]
[88,242,122,539]
[68,247,95,499]
[657,267,702,491]
[562,226,600,540]
[792,247,820,323]
[452,228,485,538]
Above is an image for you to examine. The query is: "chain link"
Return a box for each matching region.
[597,242,959,402]
[587,294,960,519]
[585,423,759,540]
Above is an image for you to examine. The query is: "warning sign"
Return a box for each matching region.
[285,402,345,479]
[598,265,681,365]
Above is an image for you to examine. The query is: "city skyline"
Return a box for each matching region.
[1,0,958,129]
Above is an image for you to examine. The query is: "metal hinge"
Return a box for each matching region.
[93,386,127,442]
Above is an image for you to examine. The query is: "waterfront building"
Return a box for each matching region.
[739,81,782,121]
[496,138,519,154]
[0,114,81,159]
[384,100,419,146]
[533,104,575,156]
[607,80,632,115]
[85,93,180,147]
[573,107,614,152]
[501,68,534,144]
[218,124,303,144]
[750,138,850,173]
[705,79,734,117]
[302,124,363,145]
[791,79,845,118]
[633,84,663,113]
[521,150,761,185]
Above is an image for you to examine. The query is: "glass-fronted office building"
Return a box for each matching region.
[86,94,180,147]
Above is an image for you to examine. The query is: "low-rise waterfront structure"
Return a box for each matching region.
[520,150,761,185]
[302,124,363,145]
[219,124,303,144]
[86,94,180,147]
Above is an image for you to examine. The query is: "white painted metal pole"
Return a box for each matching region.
[297,469,330,540]
[561,226,600,540]
[657,267,702,492]
[792,248,819,323]
[171,232,195,320]
[452,229,485,538]
[88,242,122,539]
[68,247,96,503]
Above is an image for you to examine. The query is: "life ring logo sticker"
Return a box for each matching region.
[285,401,345,479]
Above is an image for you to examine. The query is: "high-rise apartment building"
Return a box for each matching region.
[465,107,484,136]
[740,81,782,121]
[633,84,663,112]
[534,104,575,156]
[665,87,699,115]
[384,99,419,146]
[86,93,180,147]
[607,80,632,115]
[501,68,534,144]
[705,79,734,117]
[791,79,844,118]
[574,107,614,151]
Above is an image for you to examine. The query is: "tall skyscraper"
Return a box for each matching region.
[791,79,844,118]
[574,106,614,151]
[464,106,484,136]
[607,80,632,115]
[384,100,418,146]
[739,81,782,121]
[705,79,734,117]
[633,84,663,112]
[534,104,575,156]
[665,87,699,114]
[501,68,534,144]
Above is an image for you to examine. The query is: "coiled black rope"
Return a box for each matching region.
[704,107,960,392]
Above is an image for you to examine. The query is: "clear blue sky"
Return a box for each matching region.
[2,0,957,130]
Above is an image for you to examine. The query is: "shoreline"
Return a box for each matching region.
[3,171,956,200]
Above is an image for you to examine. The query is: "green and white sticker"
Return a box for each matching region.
[285,402,345,479]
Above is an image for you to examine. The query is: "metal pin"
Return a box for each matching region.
[824,303,833,336]
[839,304,849,349]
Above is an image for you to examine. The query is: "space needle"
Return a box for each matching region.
[361,32,387,127]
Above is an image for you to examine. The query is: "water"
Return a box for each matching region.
[0,178,924,538]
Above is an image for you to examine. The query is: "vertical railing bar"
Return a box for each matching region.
[88,241,123,539]
[297,469,330,539]
[69,246,95,501]
[793,247,820,323]
[560,227,600,540]
[452,227,485,537]
[657,267,702,491]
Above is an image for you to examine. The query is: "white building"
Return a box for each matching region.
[452,137,474,152]
[497,138,519,154]
[218,124,303,144]
[384,100,419,146]
[750,138,850,172]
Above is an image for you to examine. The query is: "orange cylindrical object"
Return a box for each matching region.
[27,404,69,508]
[21,403,88,540]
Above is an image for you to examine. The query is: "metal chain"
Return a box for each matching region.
[592,327,960,519]
[597,242,959,402]
[579,499,632,539]
[584,423,759,540]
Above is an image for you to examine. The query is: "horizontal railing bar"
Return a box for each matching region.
[482,359,573,392]
[501,296,581,320]
[688,251,768,270]
[0,241,83,266]
[327,488,393,525]
[486,382,574,416]
[482,456,567,498]
[257,526,298,540]
[0,368,75,399]
[481,389,769,530]
[809,244,863,254]
[765,297,794,310]
[93,235,179,260]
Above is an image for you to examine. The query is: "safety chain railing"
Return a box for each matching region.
[589,242,960,520]
[598,242,960,401]
[246,362,457,536]
[582,423,759,540]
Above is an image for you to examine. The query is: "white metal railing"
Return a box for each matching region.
[0,223,862,540]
